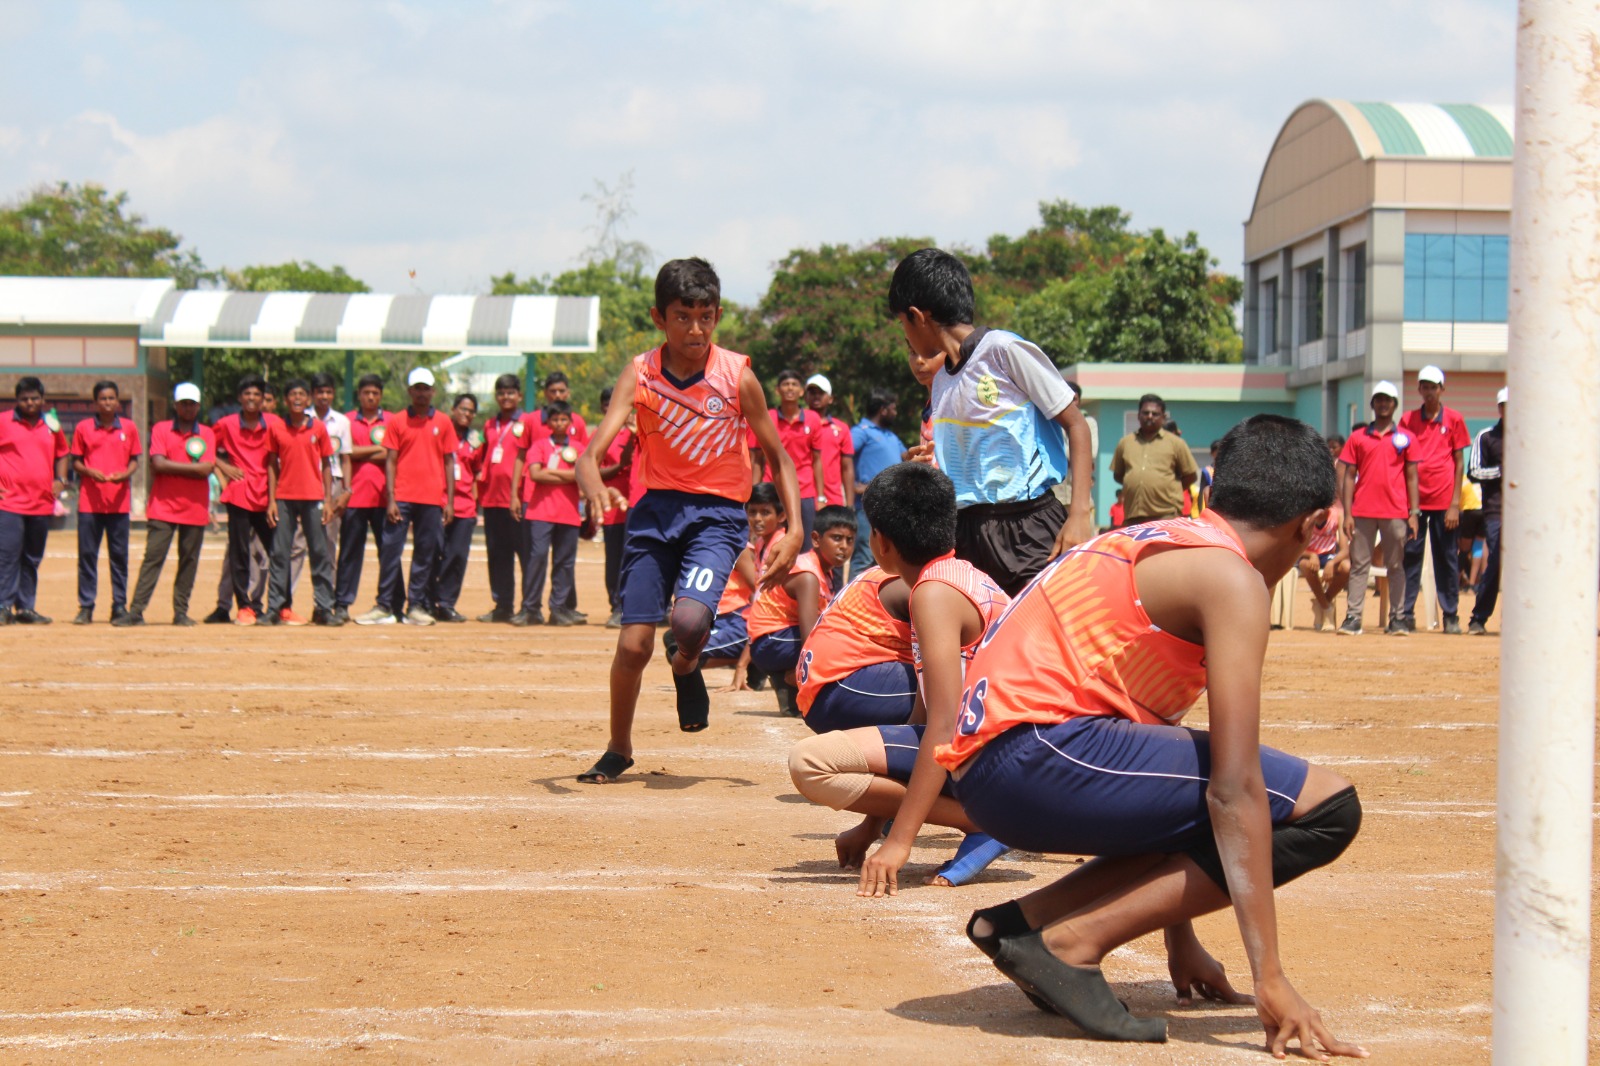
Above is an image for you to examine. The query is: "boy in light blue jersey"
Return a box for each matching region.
[887,248,1094,595]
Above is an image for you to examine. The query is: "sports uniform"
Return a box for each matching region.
[747,551,831,675]
[616,344,755,627]
[939,512,1310,856]
[375,406,458,619]
[214,411,283,616]
[70,414,142,616]
[521,434,582,618]
[796,567,916,733]
[429,424,483,616]
[265,413,335,618]
[337,408,389,612]
[599,427,633,615]
[0,408,68,614]
[127,416,215,621]
[700,534,761,662]
[477,409,533,616]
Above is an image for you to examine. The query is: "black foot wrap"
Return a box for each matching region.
[771,677,801,717]
[673,667,710,732]
[967,902,1057,1015]
[1184,785,1362,894]
[576,750,634,784]
[992,931,1167,1043]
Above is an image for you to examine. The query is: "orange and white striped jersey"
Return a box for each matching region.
[936,510,1250,772]
[748,551,830,641]
[633,344,752,503]
[796,567,914,712]
[717,545,756,616]
[910,554,1009,691]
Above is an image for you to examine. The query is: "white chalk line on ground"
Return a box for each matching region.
[11,680,610,694]
[0,745,787,762]
[28,790,751,815]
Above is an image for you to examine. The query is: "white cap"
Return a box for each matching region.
[407,367,436,387]
[804,373,832,395]
[1417,365,1445,385]
[1371,380,1399,400]
[1497,386,1508,405]
[173,382,201,403]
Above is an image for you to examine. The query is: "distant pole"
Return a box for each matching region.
[343,350,356,410]
[524,353,538,397]
[1495,2,1599,1062]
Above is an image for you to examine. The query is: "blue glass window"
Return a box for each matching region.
[1403,234,1509,322]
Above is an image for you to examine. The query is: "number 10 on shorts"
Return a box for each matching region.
[682,565,717,592]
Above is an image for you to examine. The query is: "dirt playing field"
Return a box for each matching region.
[0,533,1595,1064]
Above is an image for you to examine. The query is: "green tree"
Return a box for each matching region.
[0,181,208,288]
[223,260,369,294]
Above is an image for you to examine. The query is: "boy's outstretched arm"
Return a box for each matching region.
[858,582,972,897]
[1051,400,1096,555]
[740,368,803,587]
[577,365,637,523]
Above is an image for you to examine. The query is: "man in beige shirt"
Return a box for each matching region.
[1111,394,1198,524]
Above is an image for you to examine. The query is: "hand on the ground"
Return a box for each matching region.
[1167,934,1251,1006]
[834,820,880,869]
[712,667,748,694]
[1255,973,1367,1061]
[857,838,911,897]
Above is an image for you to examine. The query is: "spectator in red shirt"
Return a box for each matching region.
[476,373,535,624]
[263,378,337,626]
[356,367,457,626]
[70,380,142,623]
[806,373,855,589]
[596,385,635,629]
[213,373,282,626]
[427,393,482,622]
[752,369,824,541]
[1336,381,1419,636]
[514,400,584,626]
[335,373,389,625]
[529,372,590,444]
[1397,366,1471,633]
[0,376,68,624]
[118,383,215,627]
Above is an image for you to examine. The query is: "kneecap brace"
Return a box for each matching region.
[1184,786,1361,894]
[788,731,873,810]
[668,598,713,661]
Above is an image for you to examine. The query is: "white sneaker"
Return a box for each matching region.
[403,607,435,626]
[354,606,397,626]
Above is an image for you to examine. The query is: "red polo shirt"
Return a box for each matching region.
[214,412,281,512]
[384,407,458,507]
[1339,423,1414,520]
[523,437,581,525]
[478,410,534,509]
[71,415,143,514]
[147,420,215,526]
[268,415,334,501]
[453,427,484,519]
[601,428,633,526]
[814,414,854,505]
[749,407,822,497]
[0,411,68,516]
[527,409,589,447]
[1398,405,1470,511]
[346,410,389,509]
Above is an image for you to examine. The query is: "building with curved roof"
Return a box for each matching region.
[1243,99,1510,432]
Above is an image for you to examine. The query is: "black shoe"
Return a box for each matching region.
[1468,619,1488,635]
[73,606,93,625]
[746,668,769,692]
[477,608,512,623]
[331,606,350,625]
[432,607,467,623]
[171,614,195,627]
[1385,618,1409,636]
[311,608,343,627]
[549,608,586,627]
[256,612,281,626]
[13,608,51,625]
[509,610,543,627]
[567,609,588,623]
[0,610,12,626]
[1443,613,1462,635]
[203,606,231,624]
[110,605,128,622]
[112,611,145,628]
[1401,616,1417,633]
[1336,616,1362,637]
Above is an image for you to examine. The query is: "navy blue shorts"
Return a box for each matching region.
[953,717,1309,856]
[877,724,954,797]
[1317,550,1336,567]
[749,626,802,674]
[804,661,918,734]
[618,490,748,626]
[702,611,748,662]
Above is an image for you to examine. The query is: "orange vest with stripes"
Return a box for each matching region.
[748,551,830,641]
[633,344,752,503]
[796,567,914,712]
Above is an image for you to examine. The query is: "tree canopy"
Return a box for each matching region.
[0,182,208,289]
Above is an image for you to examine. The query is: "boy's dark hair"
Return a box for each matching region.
[747,482,782,511]
[655,257,721,313]
[1164,419,1180,435]
[92,380,119,399]
[1210,438,1224,452]
[236,373,267,397]
[282,377,310,397]
[1326,433,1346,449]
[1209,415,1336,529]
[862,462,957,566]
[356,373,384,393]
[776,368,803,386]
[493,373,521,392]
[542,371,568,390]
[814,504,857,537]
[262,381,277,397]
[887,248,975,327]
[600,386,614,407]
[865,388,896,418]
[453,392,478,409]
[15,376,42,397]
[309,371,337,391]
[1139,393,1166,411]
[544,399,572,418]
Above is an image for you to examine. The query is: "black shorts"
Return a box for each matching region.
[955,492,1066,598]
[1456,509,1485,542]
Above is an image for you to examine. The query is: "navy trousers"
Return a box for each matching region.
[376,503,443,615]
[337,506,386,609]
[428,514,477,611]
[0,510,50,611]
[77,511,130,609]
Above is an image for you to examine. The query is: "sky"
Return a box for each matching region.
[0,0,1514,303]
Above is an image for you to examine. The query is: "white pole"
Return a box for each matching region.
[1495,2,1600,1062]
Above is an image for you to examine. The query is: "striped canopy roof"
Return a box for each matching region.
[1341,101,1514,159]
[139,290,598,353]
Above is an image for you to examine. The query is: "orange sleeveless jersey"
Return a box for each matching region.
[633,344,753,502]
[747,551,830,641]
[715,527,785,615]
[796,567,914,712]
[936,510,1250,772]
[910,554,1010,691]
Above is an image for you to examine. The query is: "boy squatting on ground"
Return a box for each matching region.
[789,462,1014,887]
[573,257,804,784]
[664,481,787,730]
[746,504,855,717]
[925,415,1364,1056]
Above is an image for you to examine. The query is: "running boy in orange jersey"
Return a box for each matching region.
[574,258,803,784]
[944,415,1365,1054]
[747,505,855,717]
[789,463,1012,888]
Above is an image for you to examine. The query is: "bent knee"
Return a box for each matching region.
[1294,764,1353,817]
[788,732,873,810]
[668,600,712,659]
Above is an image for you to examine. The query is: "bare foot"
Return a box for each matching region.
[834,818,883,869]
[926,873,954,887]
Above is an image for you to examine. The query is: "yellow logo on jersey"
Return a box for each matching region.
[977,375,1000,407]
